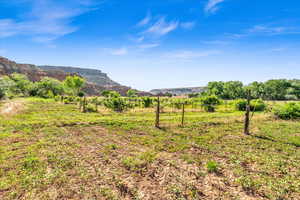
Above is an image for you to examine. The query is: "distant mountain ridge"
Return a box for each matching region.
[0,56,137,96]
[150,87,206,95]
[39,65,120,87]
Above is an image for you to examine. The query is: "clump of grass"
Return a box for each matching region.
[106,143,118,150]
[122,151,157,171]
[206,160,218,173]
[99,187,118,200]
[237,176,261,195]
[22,155,40,171]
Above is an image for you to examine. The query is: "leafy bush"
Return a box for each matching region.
[235,99,247,111]
[274,103,300,120]
[85,104,98,112]
[36,77,64,98]
[200,95,221,112]
[251,99,267,111]
[173,99,184,110]
[235,99,266,112]
[142,97,153,108]
[63,96,77,104]
[101,90,121,98]
[104,97,130,112]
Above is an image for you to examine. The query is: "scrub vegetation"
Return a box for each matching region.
[0,74,299,199]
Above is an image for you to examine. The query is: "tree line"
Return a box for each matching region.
[196,79,300,100]
[0,73,85,99]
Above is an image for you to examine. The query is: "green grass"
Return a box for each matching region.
[0,98,299,199]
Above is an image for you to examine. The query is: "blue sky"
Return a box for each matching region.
[0,0,300,91]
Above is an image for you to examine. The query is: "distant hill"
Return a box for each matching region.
[0,56,140,96]
[39,65,120,87]
[150,87,206,96]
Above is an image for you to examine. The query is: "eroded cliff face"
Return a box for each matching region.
[0,56,139,96]
[0,56,69,81]
[39,65,120,87]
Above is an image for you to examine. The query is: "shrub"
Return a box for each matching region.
[85,104,98,112]
[36,77,64,98]
[235,99,266,112]
[250,99,267,111]
[200,96,221,112]
[142,97,153,108]
[63,96,77,104]
[104,97,130,112]
[274,102,300,120]
[173,99,184,110]
[235,99,247,111]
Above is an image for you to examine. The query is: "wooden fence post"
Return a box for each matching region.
[82,97,87,113]
[79,97,83,111]
[244,90,251,135]
[181,103,185,127]
[155,96,160,128]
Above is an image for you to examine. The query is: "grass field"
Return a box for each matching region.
[0,98,299,200]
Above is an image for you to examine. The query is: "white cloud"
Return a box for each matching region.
[137,13,151,27]
[111,47,128,56]
[204,0,225,14]
[248,25,290,35]
[228,25,300,39]
[0,0,97,42]
[144,17,179,36]
[180,22,196,30]
[138,43,160,49]
[202,40,230,45]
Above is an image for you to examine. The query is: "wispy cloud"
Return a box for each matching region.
[228,24,300,39]
[248,25,294,35]
[111,47,128,56]
[0,0,98,43]
[204,0,225,14]
[180,22,196,30]
[137,12,151,27]
[144,17,179,36]
[202,40,230,45]
[138,43,160,49]
[164,50,221,60]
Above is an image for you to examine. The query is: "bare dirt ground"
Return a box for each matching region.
[0,99,25,116]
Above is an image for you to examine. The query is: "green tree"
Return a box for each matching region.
[264,79,291,100]
[36,77,64,98]
[248,81,265,99]
[207,81,225,97]
[9,73,33,96]
[101,90,121,98]
[0,76,15,98]
[200,95,221,112]
[223,81,245,99]
[126,89,137,97]
[63,75,85,96]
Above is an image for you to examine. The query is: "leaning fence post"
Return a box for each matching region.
[155,96,160,128]
[244,90,251,135]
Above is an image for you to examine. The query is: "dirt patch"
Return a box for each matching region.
[0,100,25,116]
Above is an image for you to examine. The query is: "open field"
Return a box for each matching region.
[0,98,299,200]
